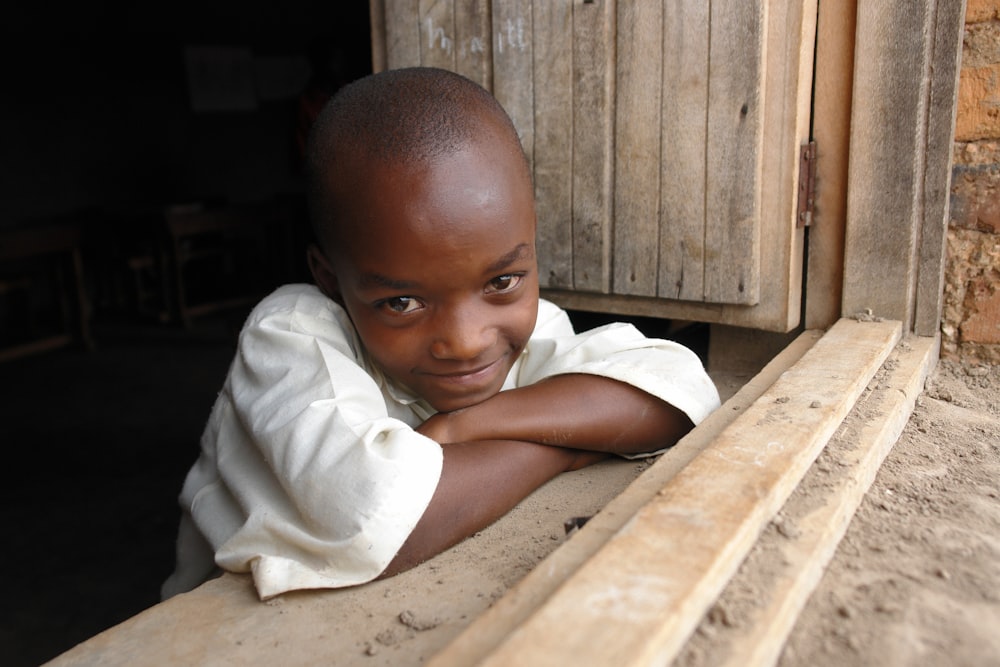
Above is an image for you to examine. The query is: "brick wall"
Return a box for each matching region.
[945,0,1000,363]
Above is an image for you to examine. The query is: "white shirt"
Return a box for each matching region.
[163,284,720,600]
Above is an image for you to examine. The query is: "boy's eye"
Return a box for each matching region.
[486,274,523,294]
[380,296,422,314]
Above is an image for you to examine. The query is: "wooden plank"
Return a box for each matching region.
[805,0,856,329]
[612,0,663,297]
[370,0,387,72]
[492,0,534,166]
[458,318,902,667]
[751,0,815,328]
[0,334,74,363]
[914,0,966,336]
[419,0,456,70]
[703,1,764,305]
[532,0,574,289]
[427,329,824,667]
[725,335,938,665]
[658,0,709,302]
[843,1,932,325]
[679,334,939,667]
[454,0,492,90]
[383,0,421,70]
[571,0,615,293]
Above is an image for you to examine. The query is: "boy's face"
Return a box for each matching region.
[314,129,539,413]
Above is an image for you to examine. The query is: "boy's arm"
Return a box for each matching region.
[385,374,688,578]
[418,374,693,456]
[381,438,603,576]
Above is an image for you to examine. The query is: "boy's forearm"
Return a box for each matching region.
[382,438,584,577]
[419,374,693,456]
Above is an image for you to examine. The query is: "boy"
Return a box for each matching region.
[162,67,720,601]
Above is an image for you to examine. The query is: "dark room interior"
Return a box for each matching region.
[1,6,709,665]
[2,5,374,665]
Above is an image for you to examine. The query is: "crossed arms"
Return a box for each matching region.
[382,373,692,576]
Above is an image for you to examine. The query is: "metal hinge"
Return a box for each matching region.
[797,140,817,228]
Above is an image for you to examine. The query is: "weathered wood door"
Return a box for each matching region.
[370,0,817,332]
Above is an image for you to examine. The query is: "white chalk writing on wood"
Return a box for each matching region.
[424,17,487,59]
[496,17,529,54]
[425,17,453,55]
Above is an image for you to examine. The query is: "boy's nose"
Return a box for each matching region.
[430,305,497,361]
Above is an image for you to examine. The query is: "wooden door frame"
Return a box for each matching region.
[808,0,966,336]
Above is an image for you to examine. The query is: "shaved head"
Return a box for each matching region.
[305,67,529,252]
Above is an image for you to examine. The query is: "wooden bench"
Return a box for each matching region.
[162,201,294,327]
[0,222,93,362]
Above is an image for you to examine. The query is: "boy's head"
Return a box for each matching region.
[305,67,540,413]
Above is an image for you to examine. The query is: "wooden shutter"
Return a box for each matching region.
[371,0,816,332]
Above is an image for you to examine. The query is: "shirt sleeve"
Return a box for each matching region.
[515,300,721,428]
[186,286,443,599]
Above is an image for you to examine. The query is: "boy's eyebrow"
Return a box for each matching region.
[357,273,419,290]
[356,243,533,291]
[486,243,533,273]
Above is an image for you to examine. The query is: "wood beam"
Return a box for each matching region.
[676,334,938,666]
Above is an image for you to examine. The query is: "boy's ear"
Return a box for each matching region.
[307,243,342,303]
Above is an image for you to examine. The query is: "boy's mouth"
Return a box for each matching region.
[414,352,514,401]
[422,356,505,386]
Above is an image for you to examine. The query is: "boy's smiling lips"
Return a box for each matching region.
[416,354,508,388]
[417,355,506,384]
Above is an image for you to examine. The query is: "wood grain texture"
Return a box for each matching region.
[383,0,421,70]
[378,0,818,331]
[454,0,492,90]
[659,0,709,302]
[843,1,932,325]
[805,0,856,329]
[914,0,966,336]
[749,0,815,330]
[369,0,387,72]
[571,0,615,293]
[419,0,456,70]
[532,0,574,289]
[612,0,663,297]
[492,0,535,167]
[703,1,764,305]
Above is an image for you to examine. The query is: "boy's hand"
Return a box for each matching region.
[418,411,607,470]
[415,411,459,445]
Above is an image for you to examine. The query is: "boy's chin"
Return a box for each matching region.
[425,387,500,414]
